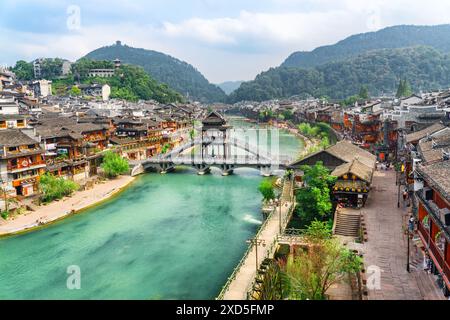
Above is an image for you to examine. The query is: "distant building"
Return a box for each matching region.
[78,84,111,101]
[114,58,121,69]
[30,80,52,98]
[61,61,72,76]
[0,115,29,130]
[33,59,43,79]
[0,97,20,115]
[87,69,115,78]
[0,69,15,91]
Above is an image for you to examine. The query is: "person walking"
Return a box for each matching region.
[403,190,409,208]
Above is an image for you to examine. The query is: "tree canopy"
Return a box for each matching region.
[101,151,129,178]
[39,173,79,203]
[294,162,336,228]
[396,79,413,98]
[84,43,227,103]
[258,178,276,201]
[229,46,450,102]
[281,221,363,300]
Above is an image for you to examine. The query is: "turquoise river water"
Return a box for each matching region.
[0,119,303,299]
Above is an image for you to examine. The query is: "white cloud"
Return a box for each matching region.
[162,10,356,50]
[4,0,450,83]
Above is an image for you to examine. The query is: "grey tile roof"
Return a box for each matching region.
[0,129,39,147]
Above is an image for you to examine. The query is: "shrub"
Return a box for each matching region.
[258,178,276,201]
[101,151,129,178]
[39,173,79,203]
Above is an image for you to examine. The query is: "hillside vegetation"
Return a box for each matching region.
[229,46,450,102]
[84,43,227,103]
[282,24,450,68]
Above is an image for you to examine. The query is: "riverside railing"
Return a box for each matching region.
[217,178,296,300]
[215,202,278,300]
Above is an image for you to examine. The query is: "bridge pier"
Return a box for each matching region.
[260,166,272,177]
[221,164,235,176]
[131,163,145,177]
[195,164,211,175]
[159,162,175,174]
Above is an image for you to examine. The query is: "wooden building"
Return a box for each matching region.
[416,160,450,297]
[0,130,46,196]
[331,158,374,208]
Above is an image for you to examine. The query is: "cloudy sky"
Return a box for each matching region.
[2,0,450,83]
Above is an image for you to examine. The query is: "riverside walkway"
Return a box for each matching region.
[218,179,295,300]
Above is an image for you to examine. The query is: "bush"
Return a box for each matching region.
[40,173,79,203]
[1,211,9,220]
[258,178,276,201]
[101,151,129,178]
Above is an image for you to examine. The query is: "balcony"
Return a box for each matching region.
[84,134,106,143]
[418,219,450,290]
[12,175,39,188]
[416,191,450,239]
[7,160,46,173]
[2,147,43,159]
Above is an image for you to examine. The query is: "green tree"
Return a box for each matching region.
[281,221,362,300]
[295,162,336,227]
[161,143,171,154]
[39,173,79,203]
[101,151,129,178]
[69,86,82,96]
[258,178,276,201]
[396,79,413,98]
[359,85,369,99]
[11,60,34,80]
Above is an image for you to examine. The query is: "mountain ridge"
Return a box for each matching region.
[282,24,450,68]
[229,46,450,102]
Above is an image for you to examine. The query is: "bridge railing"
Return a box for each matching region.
[144,154,293,167]
[156,136,288,163]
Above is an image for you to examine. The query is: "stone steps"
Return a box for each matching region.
[334,211,361,238]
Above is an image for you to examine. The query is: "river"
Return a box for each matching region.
[0,118,303,299]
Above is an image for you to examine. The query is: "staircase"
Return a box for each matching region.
[333,209,361,239]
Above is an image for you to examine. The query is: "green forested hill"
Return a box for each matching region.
[12,58,184,103]
[229,46,450,102]
[84,42,227,103]
[282,24,450,68]
[217,81,243,95]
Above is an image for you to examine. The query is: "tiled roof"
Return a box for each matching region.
[406,122,445,144]
[418,140,443,164]
[417,160,450,202]
[331,158,374,183]
[0,129,39,147]
[326,140,377,169]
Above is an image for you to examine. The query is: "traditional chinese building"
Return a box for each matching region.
[331,158,374,208]
[0,130,46,196]
[416,160,450,297]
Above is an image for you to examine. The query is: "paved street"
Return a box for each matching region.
[362,170,445,300]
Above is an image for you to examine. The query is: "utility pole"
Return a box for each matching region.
[407,228,411,273]
[246,238,266,274]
